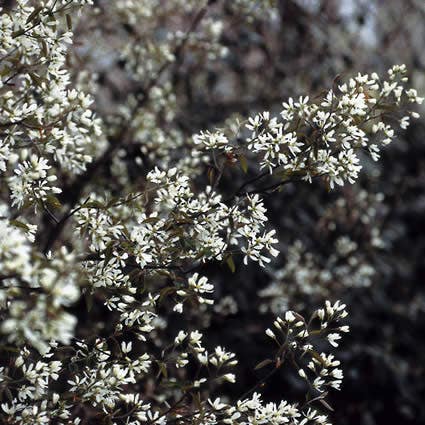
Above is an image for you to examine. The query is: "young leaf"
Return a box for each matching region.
[226,255,236,273]
[239,154,248,173]
[254,358,273,370]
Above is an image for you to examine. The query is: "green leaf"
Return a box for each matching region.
[254,358,273,370]
[308,349,327,365]
[193,392,202,413]
[143,216,160,224]
[29,72,43,87]
[375,103,396,112]
[41,40,49,57]
[207,167,215,185]
[45,195,62,209]
[23,116,42,128]
[239,154,248,173]
[319,398,334,412]
[26,6,43,24]
[12,28,26,38]
[155,269,172,279]
[66,14,72,30]
[9,219,29,232]
[226,255,236,273]
[84,200,105,209]
[157,361,168,378]
[159,286,176,302]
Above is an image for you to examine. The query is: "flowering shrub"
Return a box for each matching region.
[0,1,422,424]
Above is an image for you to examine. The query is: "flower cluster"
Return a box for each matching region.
[193,66,423,189]
[0,0,104,212]
[0,300,347,425]
[75,167,279,273]
[259,190,388,314]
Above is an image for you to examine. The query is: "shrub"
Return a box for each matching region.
[0,1,422,424]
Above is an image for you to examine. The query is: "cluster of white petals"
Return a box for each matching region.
[193,65,423,189]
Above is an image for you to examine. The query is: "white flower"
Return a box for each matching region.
[327,333,342,347]
[265,328,276,339]
[222,373,236,383]
[173,303,183,313]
